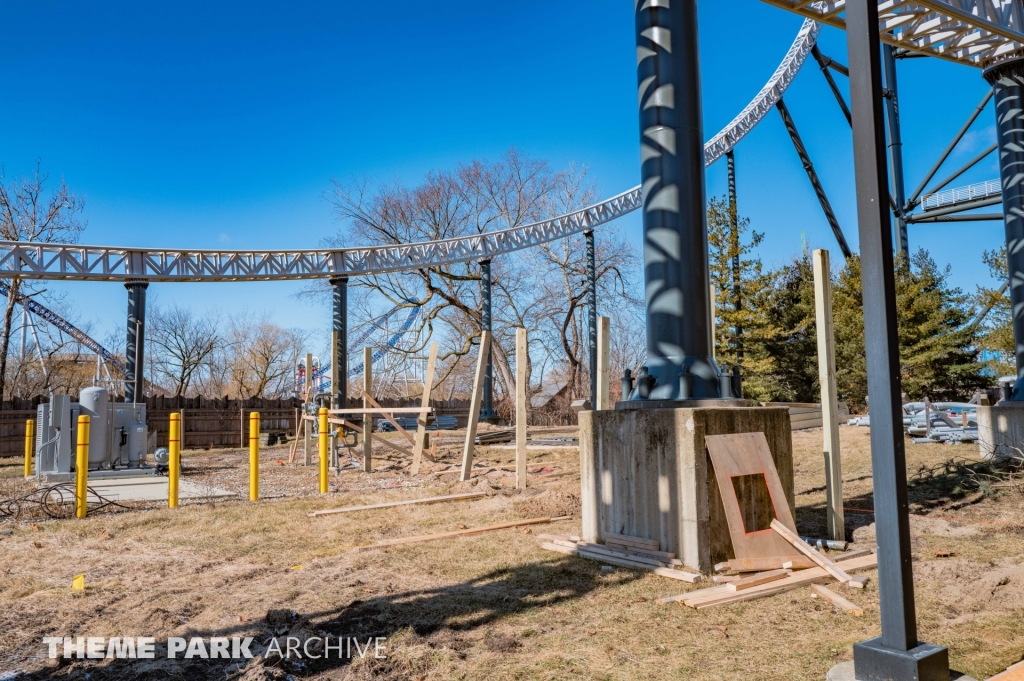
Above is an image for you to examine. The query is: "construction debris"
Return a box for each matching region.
[810,584,864,616]
[307,492,486,518]
[475,429,515,445]
[536,534,701,583]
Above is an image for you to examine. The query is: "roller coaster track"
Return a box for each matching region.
[0,19,821,284]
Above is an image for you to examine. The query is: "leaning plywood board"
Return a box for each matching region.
[705,432,798,560]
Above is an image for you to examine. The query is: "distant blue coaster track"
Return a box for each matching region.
[309,303,421,388]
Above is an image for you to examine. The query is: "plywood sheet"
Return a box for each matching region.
[705,432,797,560]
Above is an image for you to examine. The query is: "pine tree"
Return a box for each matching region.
[706,195,776,399]
[759,251,819,402]
[831,250,988,409]
[974,247,1013,377]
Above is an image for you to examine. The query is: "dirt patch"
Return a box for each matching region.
[510,490,580,519]
[852,515,979,545]
[917,556,1024,623]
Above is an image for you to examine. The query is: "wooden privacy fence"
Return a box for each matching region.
[0,395,474,456]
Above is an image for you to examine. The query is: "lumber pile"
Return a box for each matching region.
[536,532,702,583]
[475,429,515,445]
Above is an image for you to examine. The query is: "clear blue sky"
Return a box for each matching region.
[0,1,1000,348]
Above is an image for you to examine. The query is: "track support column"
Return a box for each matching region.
[846,1,949,678]
[986,58,1024,400]
[635,0,718,399]
[883,45,909,255]
[479,259,497,420]
[585,230,597,405]
[124,280,148,403]
[330,277,348,408]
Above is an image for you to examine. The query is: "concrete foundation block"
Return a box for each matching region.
[578,405,793,574]
[977,401,1024,461]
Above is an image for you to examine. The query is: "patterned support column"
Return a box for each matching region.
[986,58,1024,399]
[479,259,496,419]
[585,230,597,405]
[330,277,348,408]
[635,0,718,399]
[124,281,148,403]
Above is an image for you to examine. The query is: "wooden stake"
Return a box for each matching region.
[460,330,491,482]
[362,391,416,445]
[411,342,438,476]
[810,583,864,615]
[770,519,852,583]
[596,316,610,410]
[309,492,485,517]
[813,249,845,542]
[363,347,372,472]
[515,328,528,489]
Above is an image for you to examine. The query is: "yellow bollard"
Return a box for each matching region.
[168,412,181,509]
[75,414,90,519]
[249,411,260,501]
[318,407,329,494]
[23,419,34,478]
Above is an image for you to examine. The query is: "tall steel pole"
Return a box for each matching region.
[585,230,597,405]
[330,277,348,408]
[635,0,718,399]
[727,151,742,366]
[986,59,1024,400]
[479,259,496,419]
[846,1,949,678]
[124,281,148,403]
[883,45,909,255]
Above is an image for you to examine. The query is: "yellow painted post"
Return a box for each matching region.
[318,407,329,494]
[23,419,34,478]
[249,412,260,501]
[75,414,90,519]
[168,412,181,509]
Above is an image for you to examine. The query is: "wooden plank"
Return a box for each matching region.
[362,391,415,445]
[680,553,878,609]
[596,316,610,411]
[583,542,677,561]
[604,532,660,551]
[357,515,564,551]
[721,556,815,572]
[810,584,864,615]
[573,542,676,568]
[705,432,798,560]
[515,328,528,489]
[770,519,852,584]
[813,249,845,542]
[460,330,491,482]
[989,659,1024,681]
[725,569,790,591]
[410,342,438,476]
[834,548,873,562]
[363,347,372,473]
[308,492,485,517]
[327,417,363,433]
[328,408,432,415]
[538,542,701,583]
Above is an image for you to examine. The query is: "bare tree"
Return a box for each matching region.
[0,162,85,401]
[226,314,305,398]
[149,306,221,396]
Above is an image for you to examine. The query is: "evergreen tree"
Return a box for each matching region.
[759,251,819,403]
[832,250,988,409]
[974,247,1013,377]
[706,195,776,399]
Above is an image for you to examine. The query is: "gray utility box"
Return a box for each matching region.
[34,387,150,482]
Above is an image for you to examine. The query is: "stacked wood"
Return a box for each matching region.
[536,533,701,583]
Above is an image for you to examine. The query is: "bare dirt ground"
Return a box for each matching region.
[1,425,1023,680]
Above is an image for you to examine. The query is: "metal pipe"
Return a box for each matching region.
[846,2,944,673]
[479,259,496,417]
[811,46,852,125]
[635,0,718,399]
[986,58,1024,400]
[775,99,854,259]
[906,213,1003,223]
[585,230,597,405]
[883,45,909,254]
[920,144,997,198]
[907,91,993,207]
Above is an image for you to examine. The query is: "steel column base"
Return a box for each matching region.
[852,638,949,681]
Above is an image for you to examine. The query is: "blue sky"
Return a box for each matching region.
[0,1,1001,349]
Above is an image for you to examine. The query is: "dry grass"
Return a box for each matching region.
[0,425,1022,680]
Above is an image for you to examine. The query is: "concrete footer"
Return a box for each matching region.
[827,661,977,681]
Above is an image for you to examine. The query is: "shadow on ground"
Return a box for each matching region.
[19,555,639,680]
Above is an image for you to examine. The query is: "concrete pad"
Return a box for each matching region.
[79,478,235,502]
[977,401,1024,460]
[826,661,977,681]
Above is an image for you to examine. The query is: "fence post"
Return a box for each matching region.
[23,419,34,478]
[249,412,260,501]
[75,414,90,518]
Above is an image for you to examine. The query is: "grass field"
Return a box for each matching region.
[1,425,1023,680]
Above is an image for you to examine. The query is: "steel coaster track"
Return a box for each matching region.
[0,20,821,284]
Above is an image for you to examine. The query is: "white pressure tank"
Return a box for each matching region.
[79,386,109,465]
